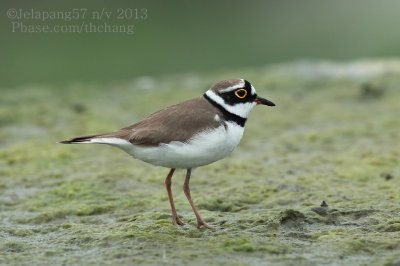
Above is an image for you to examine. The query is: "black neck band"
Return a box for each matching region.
[203,93,247,127]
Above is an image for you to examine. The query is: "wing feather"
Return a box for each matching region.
[117,97,223,146]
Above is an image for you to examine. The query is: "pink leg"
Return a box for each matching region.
[164,168,185,226]
[183,169,215,229]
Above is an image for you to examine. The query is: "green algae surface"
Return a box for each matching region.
[1,60,400,265]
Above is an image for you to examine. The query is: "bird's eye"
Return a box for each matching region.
[234,89,247,99]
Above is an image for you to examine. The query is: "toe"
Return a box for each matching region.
[172,218,185,226]
[197,221,215,229]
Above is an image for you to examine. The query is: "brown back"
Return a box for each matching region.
[84,96,225,146]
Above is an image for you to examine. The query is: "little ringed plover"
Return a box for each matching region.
[60,79,275,229]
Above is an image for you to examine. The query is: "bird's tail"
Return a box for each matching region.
[58,133,107,144]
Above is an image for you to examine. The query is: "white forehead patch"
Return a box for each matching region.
[219,79,245,93]
[251,85,256,95]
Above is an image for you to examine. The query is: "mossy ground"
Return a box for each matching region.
[1,60,399,265]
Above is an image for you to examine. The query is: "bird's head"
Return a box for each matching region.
[204,79,275,118]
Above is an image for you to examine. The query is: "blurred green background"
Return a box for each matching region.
[2,1,400,264]
[1,0,400,87]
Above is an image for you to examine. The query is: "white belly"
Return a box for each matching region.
[91,122,244,169]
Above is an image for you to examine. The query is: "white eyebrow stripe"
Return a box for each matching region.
[219,79,245,93]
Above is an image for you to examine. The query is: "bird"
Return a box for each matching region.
[59,79,275,229]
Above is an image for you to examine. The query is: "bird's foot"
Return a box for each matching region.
[196,220,215,229]
[172,217,185,226]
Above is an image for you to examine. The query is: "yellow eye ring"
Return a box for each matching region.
[234,89,247,99]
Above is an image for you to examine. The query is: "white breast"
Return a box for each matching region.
[91,122,244,169]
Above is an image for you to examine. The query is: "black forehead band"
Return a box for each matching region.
[244,80,252,91]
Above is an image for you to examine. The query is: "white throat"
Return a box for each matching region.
[205,90,256,118]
